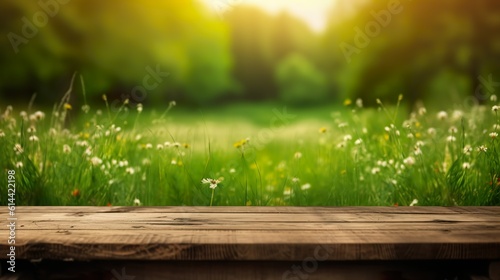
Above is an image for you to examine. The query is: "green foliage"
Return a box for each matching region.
[0,0,233,104]
[275,53,327,105]
[322,0,500,104]
[1,95,499,206]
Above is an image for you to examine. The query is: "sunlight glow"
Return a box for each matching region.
[200,0,337,32]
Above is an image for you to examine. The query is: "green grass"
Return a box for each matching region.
[1,97,499,206]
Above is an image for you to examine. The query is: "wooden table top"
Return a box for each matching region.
[2,206,500,261]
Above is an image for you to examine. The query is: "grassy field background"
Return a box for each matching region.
[1,97,499,206]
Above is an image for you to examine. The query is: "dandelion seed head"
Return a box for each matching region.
[437,111,448,120]
[452,110,463,120]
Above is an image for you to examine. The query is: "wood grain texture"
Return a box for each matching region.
[1,207,499,261]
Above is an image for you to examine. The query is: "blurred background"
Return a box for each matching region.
[1,0,500,109]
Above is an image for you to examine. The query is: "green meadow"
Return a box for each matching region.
[1,96,499,206]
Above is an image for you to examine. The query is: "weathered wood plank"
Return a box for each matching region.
[1,207,499,261]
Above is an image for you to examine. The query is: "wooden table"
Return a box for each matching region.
[1,206,500,279]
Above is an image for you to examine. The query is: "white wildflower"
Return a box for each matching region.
[462,162,471,169]
[133,198,141,206]
[463,145,472,155]
[294,152,302,159]
[63,144,71,154]
[90,156,102,166]
[418,107,427,116]
[409,199,418,206]
[125,167,135,174]
[478,145,488,153]
[403,156,415,166]
[13,144,23,154]
[446,135,456,142]
[338,122,348,128]
[356,98,363,108]
[491,95,498,102]
[29,135,39,142]
[81,105,90,113]
[492,105,499,112]
[490,132,498,139]
[354,138,363,145]
[201,178,221,189]
[301,183,311,190]
[15,162,23,168]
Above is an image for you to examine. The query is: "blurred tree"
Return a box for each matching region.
[0,0,234,106]
[323,0,500,106]
[275,53,327,105]
[225,6,320,101]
